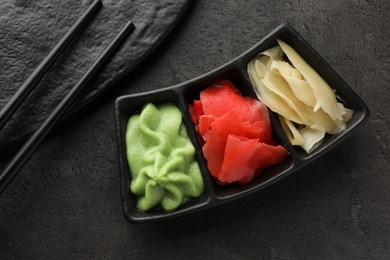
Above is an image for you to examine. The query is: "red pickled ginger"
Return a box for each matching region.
[189,80,288,184]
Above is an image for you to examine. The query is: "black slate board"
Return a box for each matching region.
[0,0,192,156]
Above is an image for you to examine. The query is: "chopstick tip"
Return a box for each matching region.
[126,21,135,29]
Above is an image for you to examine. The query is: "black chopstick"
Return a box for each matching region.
[0,0,102,131]
[0,21,135,195]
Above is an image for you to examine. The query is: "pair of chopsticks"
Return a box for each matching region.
[0,0,134,194]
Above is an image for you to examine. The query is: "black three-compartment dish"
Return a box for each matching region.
[115,23,369,224]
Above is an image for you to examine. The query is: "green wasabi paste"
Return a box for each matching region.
[126,103,204,212]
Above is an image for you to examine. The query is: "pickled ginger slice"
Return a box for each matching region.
[300,126,326,154]
[248,40,354,154]
[190,80,288,184]
[279,114,304,146]
[261,69,311,124]
[218,135,288,184]
[277,39,346,121]
[199,80,245,118]
[270,60,316,107]
[248,59,304,124]
[260,45,284,66]
[279,115,325,154]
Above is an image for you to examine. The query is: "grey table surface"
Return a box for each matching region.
[1,0,389,259]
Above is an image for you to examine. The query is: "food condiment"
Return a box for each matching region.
[247,40,353,153]
[126,103,204,212]
[189,80,288,184]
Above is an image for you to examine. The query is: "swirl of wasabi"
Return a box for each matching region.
[126,103,204,212]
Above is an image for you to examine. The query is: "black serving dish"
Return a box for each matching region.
[115,23,369,223]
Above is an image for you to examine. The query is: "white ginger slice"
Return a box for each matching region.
[306,107,343,134]
[262,69,343,134]
[260,45,284,63]
[248,41,354,153]
[253,56,269,78]
[279,114,304,146]
[250,55,340,134]
[270,60,316,107]
[261,69,310,124]
[277,39,346,121]
[299,126,326,153]
[339,104,354,123]
[248,59,303,124]
[279,115,325,153]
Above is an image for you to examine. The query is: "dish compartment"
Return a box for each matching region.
[180,65,295,200]
[238,24,369,161]
[115,89,213,223]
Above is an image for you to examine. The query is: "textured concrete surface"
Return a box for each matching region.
[0,0,389,259]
